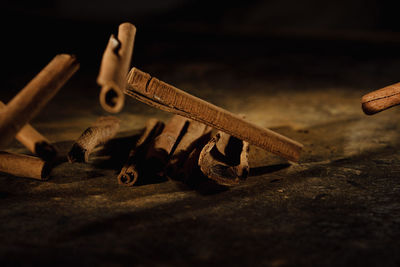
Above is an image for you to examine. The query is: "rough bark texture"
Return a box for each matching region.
[68,116,120,163]
[125,67,303,162]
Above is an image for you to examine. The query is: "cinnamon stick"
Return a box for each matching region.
[362,82,400,115]
[68,116,120,163]
[199,131,250,186]
[0,101,57,161]
[178,126,213,181]
[98,22,136,113]
[145,115,188,175]
[118,118,164,186]
[0,151,52,180]
[125,67,303,162]
[0,54,79,149]
[166,120,211,178]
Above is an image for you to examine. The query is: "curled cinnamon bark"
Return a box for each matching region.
[118,118,164,186]
[199,131,250,186]
[98,22,136,113]
[0,151,52,180]
[0,101,57,161]
[68,116,120,163]
[0,54,79,149]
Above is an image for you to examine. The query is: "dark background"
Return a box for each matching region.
[3,0,400,74]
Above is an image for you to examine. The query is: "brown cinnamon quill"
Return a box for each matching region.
[166,120,211,178]
[125,67,303,162]
[0,151,52,180]
[0,54,79,149]
[0,101,57,161]
[118,118,164,186]
[68,116,120,163]
[362,82,400,115]
[145,115,188,175]
[98,22,136,113]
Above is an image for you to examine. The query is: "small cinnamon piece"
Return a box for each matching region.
[145,115,188,175]
[68,116,120,163]
[126,67,303,162]
[362,82,400,115]
[98,22,136,113]
[0,151,52,180]
[118,118,164,186]
[199,131,250,186]
[0,101,57,161]
[0,54,79,149]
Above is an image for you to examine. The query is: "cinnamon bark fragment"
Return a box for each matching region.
[125,67,303,162]
[166,120,211,179]
[0,54,79,149]
[98,22,136,113]
[362,82,400,115]
[68,116,120,163]
[0,151,52,180]
[198,131,250,186]
[179,126,213,181]
[0,101,57,161]
[145,115,188,175]
[118,118,164,186]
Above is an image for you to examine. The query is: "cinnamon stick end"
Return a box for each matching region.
[67,144,88,163]
[99,85,125,113]
[117,170,138,187]
[34,141,58,161]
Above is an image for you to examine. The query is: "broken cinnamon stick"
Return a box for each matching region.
[0,101,57,161]
[118,118,164,186]
[125,67,303,162]
[68,116,120,163]
[362,82,400,115]
[98,22,136,113]
[145,115,188,175]
[0,54,79,149]
[199,131,250,186]
[0,151,52,180]
[166,120,210,178]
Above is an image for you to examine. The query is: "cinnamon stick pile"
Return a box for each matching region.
[0,22,304,187]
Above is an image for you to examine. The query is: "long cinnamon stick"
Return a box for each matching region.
[199,131,250,186]
[0,151,51,180]
[145,115,188,175]
[0,54,79,149]
[362,82,400,115]
[0,101,57,161]
[98,22,136,113]
[118,118,164,186]
[68,116,120,163]
[125,67,303,162]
